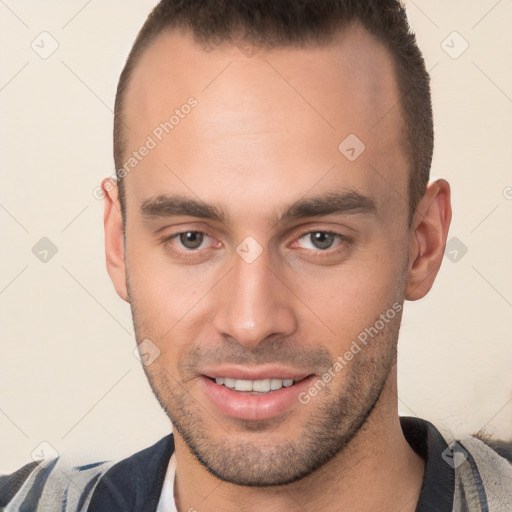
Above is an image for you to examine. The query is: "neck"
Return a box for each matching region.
[172,374,424,512]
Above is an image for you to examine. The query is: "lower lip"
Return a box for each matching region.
[200,375,316,421]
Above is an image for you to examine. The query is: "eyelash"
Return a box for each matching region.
[159,230,216,254]
[160,229,350,257]
[294,230,350,251]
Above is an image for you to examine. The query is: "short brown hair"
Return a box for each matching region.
[113,0,433,222]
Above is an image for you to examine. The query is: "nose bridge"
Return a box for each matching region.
[213,249,297,347]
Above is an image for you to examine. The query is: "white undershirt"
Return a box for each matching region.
[155,452,178,512]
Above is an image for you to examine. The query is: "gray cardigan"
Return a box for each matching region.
[1,417,511,511]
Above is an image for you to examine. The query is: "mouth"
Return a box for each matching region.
[200,371,316,421]
[210,376,305,394]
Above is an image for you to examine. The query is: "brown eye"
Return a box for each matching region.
[179,231,205,249]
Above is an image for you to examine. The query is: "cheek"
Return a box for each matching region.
[288,242,406,350]
[126,239,221,353]
[127,230,215,307]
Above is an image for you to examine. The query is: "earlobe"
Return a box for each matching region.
[405,179,452,301]
[102,178,129,302]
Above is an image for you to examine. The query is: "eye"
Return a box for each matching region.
[159,229,221,262]
[177,231,208,250]
[296,231,345,250]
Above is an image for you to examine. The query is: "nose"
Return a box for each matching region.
[213,248,298,349]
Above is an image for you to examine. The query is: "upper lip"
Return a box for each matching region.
[201,365,313,381]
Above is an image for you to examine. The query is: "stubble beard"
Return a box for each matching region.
[132,311,399,487]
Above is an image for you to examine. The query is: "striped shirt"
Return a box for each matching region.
[1,418,511,511]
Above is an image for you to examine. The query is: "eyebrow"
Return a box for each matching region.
[140,195,228,223]
[273,190,377,224]
[139,189,377,226]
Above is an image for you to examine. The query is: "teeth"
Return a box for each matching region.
[252,379,271,392]
[235,379,253,392]
[224,378,236,389]
[270,378,282,390]
[214,377,295,393]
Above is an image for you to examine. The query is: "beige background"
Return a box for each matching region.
[1,0,511,473]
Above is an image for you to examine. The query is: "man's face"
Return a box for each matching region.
[119,25,412,485]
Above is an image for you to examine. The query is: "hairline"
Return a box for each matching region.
[115,22,425,228]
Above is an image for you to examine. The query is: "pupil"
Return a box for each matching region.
[180,232,204,249]
[311,232,334,249]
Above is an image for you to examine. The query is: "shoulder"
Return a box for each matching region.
[0,461,39,507]
[472,433,512,463]
[0,456,115,511]
[0,435,174,512]
[449,433,512,511]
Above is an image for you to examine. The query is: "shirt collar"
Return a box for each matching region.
[400,416,455,511]
[89,417,454,512]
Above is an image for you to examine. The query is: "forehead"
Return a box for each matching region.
[121,24,409,220]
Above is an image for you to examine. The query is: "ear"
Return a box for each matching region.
[102,178,129,302]
[405,179,452,301]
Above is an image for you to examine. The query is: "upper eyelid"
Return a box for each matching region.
[298,229,346,238]
[161,229,349,252]
[294,228,350,242]
[293,230,349,249]
[160,229,212,242]
[161,228,347,239]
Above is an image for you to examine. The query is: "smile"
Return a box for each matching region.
[201,374,315,421]
[214,377,296,393]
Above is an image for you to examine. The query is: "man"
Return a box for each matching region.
[1,0,511,511]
